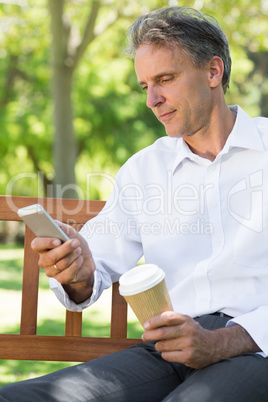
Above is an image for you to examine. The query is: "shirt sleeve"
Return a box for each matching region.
[227,306,268,357]
[49,269,101,312]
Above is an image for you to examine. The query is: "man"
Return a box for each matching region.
[1,6,268,401]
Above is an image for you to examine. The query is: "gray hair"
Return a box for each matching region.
[126,7,231,93]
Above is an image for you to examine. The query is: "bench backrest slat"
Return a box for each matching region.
[20,226,40,335]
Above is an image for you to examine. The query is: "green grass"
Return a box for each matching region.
[0,244,143,386]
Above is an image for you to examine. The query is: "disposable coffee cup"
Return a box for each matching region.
[119,264,173,326]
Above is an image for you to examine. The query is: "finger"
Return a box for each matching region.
[31,237,62,252]
[48,245,82,274]
[142,324,181,342]
[144,311,186,330]
[38,238,80,270]
[155,324,184,341]
[160,350,187,364]
[50,254,84,284]
[159,348,201,369]
[53,264,62,274]
[155,337,185,353]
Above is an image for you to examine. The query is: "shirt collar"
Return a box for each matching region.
[222,105,265,153]
[172,105,265,174]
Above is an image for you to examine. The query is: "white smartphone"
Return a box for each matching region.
[17,204,69,242]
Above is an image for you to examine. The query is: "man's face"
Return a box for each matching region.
[135,44,214,139]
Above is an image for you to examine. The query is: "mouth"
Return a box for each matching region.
[157,110,176,122]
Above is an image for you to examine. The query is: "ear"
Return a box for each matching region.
[208,56,224,89]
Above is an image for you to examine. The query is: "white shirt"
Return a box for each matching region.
[51,105,268,356]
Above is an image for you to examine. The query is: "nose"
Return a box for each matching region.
[146,86,165,109]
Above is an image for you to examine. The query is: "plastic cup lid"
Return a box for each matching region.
[119,264,165,296]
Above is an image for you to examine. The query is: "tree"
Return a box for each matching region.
[48,0,118,198]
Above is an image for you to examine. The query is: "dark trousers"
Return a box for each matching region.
[0,315,267,402]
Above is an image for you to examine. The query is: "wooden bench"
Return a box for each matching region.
[0,195,140,363]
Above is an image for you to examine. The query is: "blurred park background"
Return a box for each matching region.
[1,0,268,202]
[0,0,268,385]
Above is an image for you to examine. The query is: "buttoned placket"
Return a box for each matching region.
[193,160,224,316]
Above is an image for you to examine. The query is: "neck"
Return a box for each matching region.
[183,103,236,162]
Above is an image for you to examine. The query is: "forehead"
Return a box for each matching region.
[134,44,193,80]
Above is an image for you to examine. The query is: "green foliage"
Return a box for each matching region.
[0,0,52,196]
[0,0,268,198]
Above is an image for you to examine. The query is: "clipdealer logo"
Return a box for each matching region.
[228,170,263,232]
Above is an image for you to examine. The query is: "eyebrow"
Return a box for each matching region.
[138,71,177,86]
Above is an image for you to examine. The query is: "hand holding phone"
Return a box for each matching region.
[18,204,96,303]
[17,204,69,242]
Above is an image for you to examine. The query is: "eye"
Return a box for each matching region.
[141,85,148,92]
[161,77,173,84]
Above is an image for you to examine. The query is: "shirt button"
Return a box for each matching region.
[210,164,219,172]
